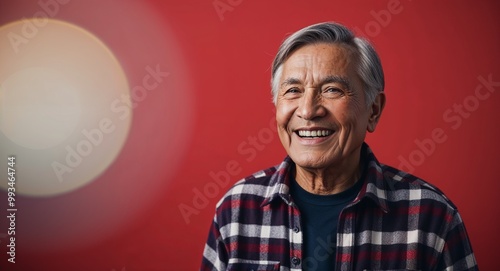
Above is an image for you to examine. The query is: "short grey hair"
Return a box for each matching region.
[271,22,385,105]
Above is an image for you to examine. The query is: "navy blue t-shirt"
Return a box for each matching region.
[290,175,364,271]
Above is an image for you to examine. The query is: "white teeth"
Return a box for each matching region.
[297,130,332,137]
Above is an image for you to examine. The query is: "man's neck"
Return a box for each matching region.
[293,152,363,195]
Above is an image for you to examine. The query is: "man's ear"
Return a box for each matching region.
[367,92,385,133]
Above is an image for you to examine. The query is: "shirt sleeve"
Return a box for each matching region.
[200,213,228,271]
[436,210,478,271]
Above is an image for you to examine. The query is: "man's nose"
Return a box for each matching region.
[296,90,326,120]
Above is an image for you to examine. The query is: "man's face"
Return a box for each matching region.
[275,43,383,170]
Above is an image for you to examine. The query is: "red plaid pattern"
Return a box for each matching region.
[201,144,478,271]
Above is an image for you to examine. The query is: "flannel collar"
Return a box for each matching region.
[261,143,390,213]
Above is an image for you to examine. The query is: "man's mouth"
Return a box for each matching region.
[296,130,333,138]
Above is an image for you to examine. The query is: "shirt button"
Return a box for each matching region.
[291,256,301,265]
[293,226,300,233]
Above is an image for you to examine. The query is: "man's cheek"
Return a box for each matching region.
[277,129,293,149]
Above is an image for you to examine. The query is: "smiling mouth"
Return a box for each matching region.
[296,130,333,138]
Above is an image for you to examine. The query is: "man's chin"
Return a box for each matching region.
[289,154,334,171]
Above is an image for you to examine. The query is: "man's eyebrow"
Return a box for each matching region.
[322,75,351,90]
[280,77,302,88]
[280,75,352,90]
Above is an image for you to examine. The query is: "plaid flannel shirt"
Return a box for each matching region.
[201,143,478,271]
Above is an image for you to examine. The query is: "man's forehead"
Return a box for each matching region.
[287,43,353,61]
[281,45,353,78]
[282,44,353,71]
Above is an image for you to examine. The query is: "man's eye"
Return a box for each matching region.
[325,87,341,93]
[284,88,300,94]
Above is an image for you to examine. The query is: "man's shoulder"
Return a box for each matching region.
[215,165,279,208]
[378,163,458,210]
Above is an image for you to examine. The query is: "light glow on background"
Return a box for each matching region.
[0,0,194,256]
[0,19,132,196]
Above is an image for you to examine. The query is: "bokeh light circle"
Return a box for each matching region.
[0,0,194,255]
[1,66,81,150]
[0,19,132,196]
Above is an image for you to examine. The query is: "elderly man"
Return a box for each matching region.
[201,22,477,271]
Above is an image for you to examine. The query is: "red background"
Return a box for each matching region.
[0,0,499,270]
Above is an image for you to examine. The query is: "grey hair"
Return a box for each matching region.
[271,22,384,105]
